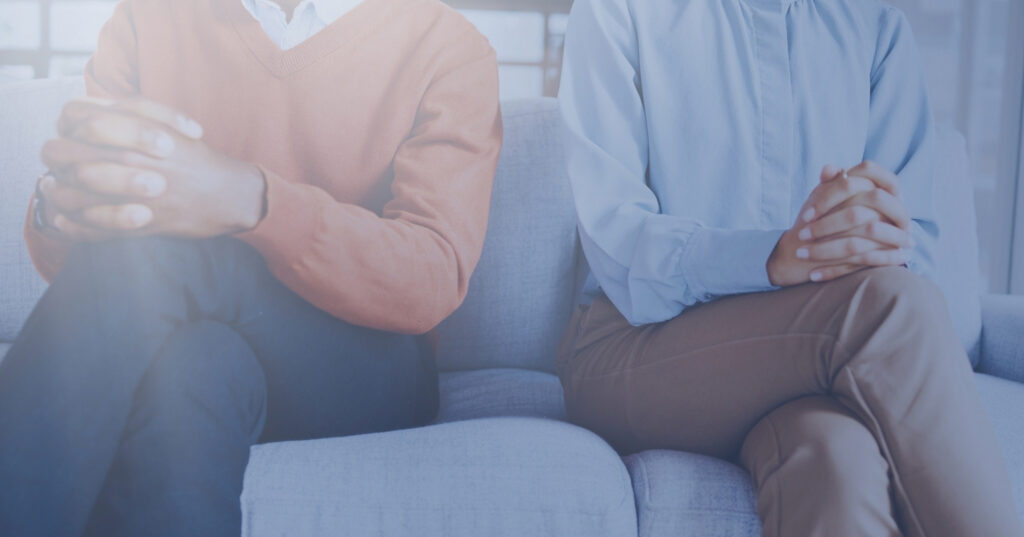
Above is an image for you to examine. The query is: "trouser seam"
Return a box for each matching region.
[837,365,927,537]
[765,413,784,537]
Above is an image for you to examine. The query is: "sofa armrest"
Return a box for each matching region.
[977,294,1024,384]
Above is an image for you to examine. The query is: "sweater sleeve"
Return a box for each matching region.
[24,0,140,282]
[237,42,502,334]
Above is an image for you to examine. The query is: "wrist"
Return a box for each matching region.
[233,164,266,232]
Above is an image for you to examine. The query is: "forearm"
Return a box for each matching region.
[237,168,482,334]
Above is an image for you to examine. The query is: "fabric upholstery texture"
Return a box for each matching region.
[435,98,580,373]
[624,450,761,537]
[979,294,1024,384]
[0,78,83,341]
[435,368,566,424]
[241,417,637,537]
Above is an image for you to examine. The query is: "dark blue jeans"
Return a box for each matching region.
[0,237,439,537]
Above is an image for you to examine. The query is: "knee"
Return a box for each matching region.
[852,267,948,325]
[137,321,266,429]
[62,237,251,285]
[743,397,890,499]
[52,237,192,295]
[791,412,886,490]
[841,267,958,358]
[68,236,181,271]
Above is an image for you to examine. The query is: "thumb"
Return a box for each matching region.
[820,164,842,183]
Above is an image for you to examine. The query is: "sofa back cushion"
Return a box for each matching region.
[436,98,580,373]
[931,126,982,360]
[0,77,84,342]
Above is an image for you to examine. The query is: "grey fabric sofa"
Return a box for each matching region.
[1,77,1022,537]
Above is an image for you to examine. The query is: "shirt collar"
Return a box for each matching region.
[308,0,363,24]
[240,0,361,25]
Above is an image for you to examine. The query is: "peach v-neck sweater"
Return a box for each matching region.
[25,0,502,334]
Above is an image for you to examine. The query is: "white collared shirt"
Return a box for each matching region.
[241,0,363,50]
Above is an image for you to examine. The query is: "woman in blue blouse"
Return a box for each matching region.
[556,0,1024,535]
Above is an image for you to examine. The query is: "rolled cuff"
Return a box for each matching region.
[684,228,785,299]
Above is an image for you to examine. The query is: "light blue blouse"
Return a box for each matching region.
[559,0,938,325]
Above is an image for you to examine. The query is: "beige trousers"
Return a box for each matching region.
[556,267,1023,537]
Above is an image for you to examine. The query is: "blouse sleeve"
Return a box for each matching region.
[560,0,783,326]
[864,7,939,279]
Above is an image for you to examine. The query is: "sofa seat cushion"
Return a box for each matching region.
[624,450,760,537]
[624,373,1024,537]
[242,417,637,537]
[435,368,566,424]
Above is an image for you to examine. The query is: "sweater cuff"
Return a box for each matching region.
[684,228,785,299]
[235,166,320,267]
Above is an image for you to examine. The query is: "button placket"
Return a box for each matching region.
[750,1,796,228]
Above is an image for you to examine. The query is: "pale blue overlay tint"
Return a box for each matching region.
[560,0,939,325]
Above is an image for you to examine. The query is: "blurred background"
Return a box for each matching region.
[1,0,1022,294]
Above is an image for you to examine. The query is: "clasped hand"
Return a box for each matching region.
[767,162,914,287]
[37,97,265,241]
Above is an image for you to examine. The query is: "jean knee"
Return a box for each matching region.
[136,320,267,436]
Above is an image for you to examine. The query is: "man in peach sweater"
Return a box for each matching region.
[0,0,502,535]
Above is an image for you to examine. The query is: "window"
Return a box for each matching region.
[0,0,572,93]
[0,0,115,81]
[449,0,570,98]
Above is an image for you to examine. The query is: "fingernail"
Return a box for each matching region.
[125,205,153,227]
[53,214,66,230]
[178,116,203,139]
[801,208,815,222]
[810,271,823,282]
[796,247,810,260]
[133,172,166,197]
[798,227,812,241]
